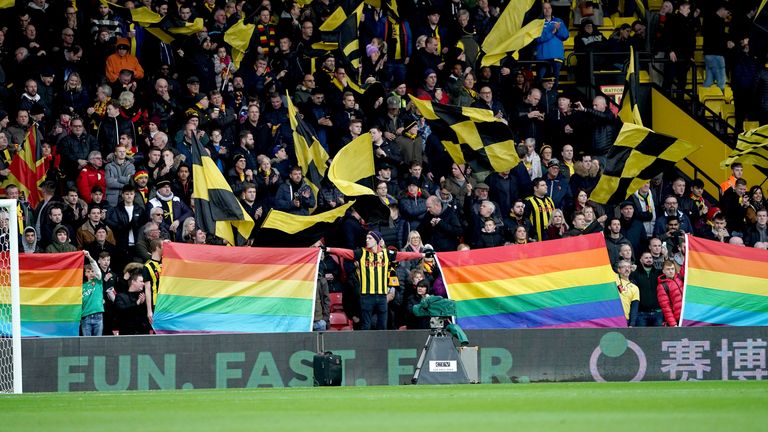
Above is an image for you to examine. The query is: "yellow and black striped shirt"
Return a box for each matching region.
[355,249,396,295]
[525,195,555,242]
[142,259,162,306]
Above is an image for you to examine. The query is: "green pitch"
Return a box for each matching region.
[2,381,767,432]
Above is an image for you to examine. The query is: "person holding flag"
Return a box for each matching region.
[324,230,431,330]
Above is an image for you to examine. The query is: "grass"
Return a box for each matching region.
[1,381,767,432]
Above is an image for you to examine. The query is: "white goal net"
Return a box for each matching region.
[0,199,22,394]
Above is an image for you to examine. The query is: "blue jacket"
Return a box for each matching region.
[536,18,569,60]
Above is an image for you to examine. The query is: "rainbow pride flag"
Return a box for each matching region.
[681,236,768,326]
[0,252,83,337]
[153,243,319,333]
[438,234,626,329]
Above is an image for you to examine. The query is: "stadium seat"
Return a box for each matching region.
[723,85,733,104]
[613,17,635,28]
[720,102,735,128]
[329,292,344,312]
[744,121,760,132]
[330,312,353,331]
[601,17,614,29]
[564,36,575,51]
[649,0,663,10]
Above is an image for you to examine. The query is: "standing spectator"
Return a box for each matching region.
[76,205,116,248]
[720,178,750,235]
[701,4,733,92]
[420,195,463,252]
[662,1,697,96]
[81,251,104,336]
[147,180,193,240]
[105,143,135,207]
[657,259,684,327]
[631,251,664,327]
[605,217,633,266]
[106,185,147,265]
[535,2,569,87]
[96,100,135,157]
[76,151,106,204]
[325,231,425,330]
[616,260,640,327]
[524,177,556,242]
[275,166,316,216]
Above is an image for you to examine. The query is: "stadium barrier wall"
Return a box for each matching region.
[23,327,768,392]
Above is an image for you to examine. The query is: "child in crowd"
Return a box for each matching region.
[657,260,685,327]
[81,251,104,336]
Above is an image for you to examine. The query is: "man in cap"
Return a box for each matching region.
[325,231,429,330]
[133,170,152,205]
[543,158,572,210]
[415,68,448,104]
[105,38,144,83]
[147,179,193,238]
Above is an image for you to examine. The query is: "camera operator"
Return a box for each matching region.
[275,166,316,215]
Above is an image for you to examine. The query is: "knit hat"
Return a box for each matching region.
[366,44,379,57]
[368,230,383,244]
[134,170,149,181]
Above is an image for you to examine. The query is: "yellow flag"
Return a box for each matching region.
[130,6,163,24]
[224,19,255,69]
[0,0,13,8]
[328,134,375,197]
[262,201,355,234]
[169,18,205,35]
[320,6,348,31]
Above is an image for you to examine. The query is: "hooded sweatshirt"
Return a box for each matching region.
[45,225,78,253]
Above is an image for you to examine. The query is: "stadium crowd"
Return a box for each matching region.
[0,0,766,335]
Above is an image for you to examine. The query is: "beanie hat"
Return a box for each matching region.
[368,230,383,245]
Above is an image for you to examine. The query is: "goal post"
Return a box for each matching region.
[0,198,22,394]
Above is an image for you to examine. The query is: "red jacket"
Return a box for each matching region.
[656,270,685,327]
[76,164,106,203]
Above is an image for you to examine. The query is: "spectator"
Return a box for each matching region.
[524,177,556,242]
[275,166,316,216]
[147,180,193,240]
[535,2,569,87]
[45,224,77,253]
[105,143,135,207]
[105,38,144,83]
[657,259,684,327]
[76,151,106,203]
[616,260,639,327]
[420,195,462,252]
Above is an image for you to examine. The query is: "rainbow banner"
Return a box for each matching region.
[0,252,83,337]
[153,243,319,333]
[439,234,626,329]
[681,236,768,326]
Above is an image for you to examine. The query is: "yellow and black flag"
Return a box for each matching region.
[481,0,545,66]
[409,96,520,173]
[286,95,329,198]
[0,0,14,9]
[224,18,255,69]
[590,123,700,204]
[337,1,366,85]
[190,134,254,246]
[618,46,643,126]
[261,201,355,235]
[101,2,204,44]
[328,133,375,197]
[720,124,768,171]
